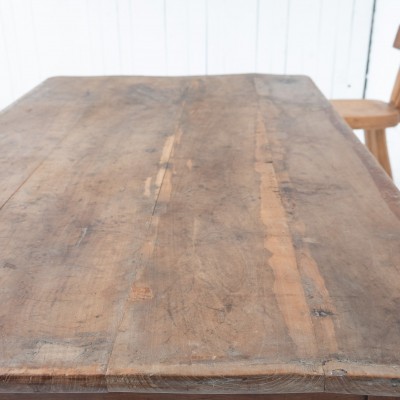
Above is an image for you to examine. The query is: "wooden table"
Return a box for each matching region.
[0,75,399,400]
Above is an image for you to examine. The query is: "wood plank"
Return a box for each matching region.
[0,0,41,101]
[285,0,321,76]
[115,0,135,74]
[106,75,322,394]
[0,0,18,101]
[0,75,400,396]
[85,0,109,75]
[129,0,166,75]
[106,75,400,395]
[0,393,366,400]
[312,0,338,96]
[366,1,400,189]
[0,1,378,109]
[324,361,400,396]
[0,78,101,208]
[364,129,392,177]
[32,0,97,77]
[0,0,14,108]
[330,0,374,98]
[164,0,207,76]
[186,0,207,75]
[0,76,188,392]
[255,75,400,395]
[369,397,400,400]
[206,0,258,74]
[345,0,374,96]
[330,99,399,130]
[256,0,290,74]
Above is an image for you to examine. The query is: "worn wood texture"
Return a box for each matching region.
[369,397,400,400]
[330,99,399,130]
[364,129,392,177]
[0,75,399,397]
[331,25,400,177]
[330,100,398,176]
[0,393,368,400]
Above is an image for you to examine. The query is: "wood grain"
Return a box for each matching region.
[364,129,392,177]
[330,25,400,177]
[0,76,189,392]
[0,78,101,209]
[0,393,368,400]
[0,75,399,397]
[330,99,399,130]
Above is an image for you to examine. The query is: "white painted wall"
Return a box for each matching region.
[364,0,400,187]
[0,0,399,184]
[0,0,373,104]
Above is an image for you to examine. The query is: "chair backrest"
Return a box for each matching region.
[390,26,400,111]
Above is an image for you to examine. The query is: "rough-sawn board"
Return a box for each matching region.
[0,75,399,397]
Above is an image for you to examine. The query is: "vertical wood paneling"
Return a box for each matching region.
[207,0,258,74]
[85,0,107,74]
[116,0,135,74]
[129,0,166,75]
[313,0,339,96]
[2,0,398,184]
[0,0,14,107]
[31,0,93,76]
[85,0,121,74]
[3,0,40,99]
[366,0,400,187]
[32,0,108,79]
[0,0,18,100]
[256,0,289,74]
[329,0,354,98]
[346,0,374,96]
[0,0,375,107]
[330,0,374,98]
[222,0,258,73]
[255,0,373,98]
[206,0,226,74]
[165,0,189,75]
[187,0,206,75]
[165,0,206,76]
[96,0,121,73]
[286,0,321,77]
[330,0,370,98]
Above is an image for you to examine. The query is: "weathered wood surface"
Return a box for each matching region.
[0,75,399,397]
[330,99,399,130]
[0,393,368,400]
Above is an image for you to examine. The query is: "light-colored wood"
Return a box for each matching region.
[364,129,393,176]
[0,0,375,110]
[324,361,400,396]
[0,76,189,393]
[330,99,399,130]
[0,78,104,209]
[331,25,400,175]
[0,75,400,397]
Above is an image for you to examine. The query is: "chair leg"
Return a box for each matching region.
[364,129,392,178]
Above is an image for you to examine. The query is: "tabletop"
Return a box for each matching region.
[0,74,399,399]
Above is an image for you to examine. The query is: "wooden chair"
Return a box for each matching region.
[331,26,400,177]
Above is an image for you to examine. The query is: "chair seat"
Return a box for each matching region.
[331,99,399,129]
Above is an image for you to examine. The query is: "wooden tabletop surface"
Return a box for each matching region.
[0,75,399,397]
